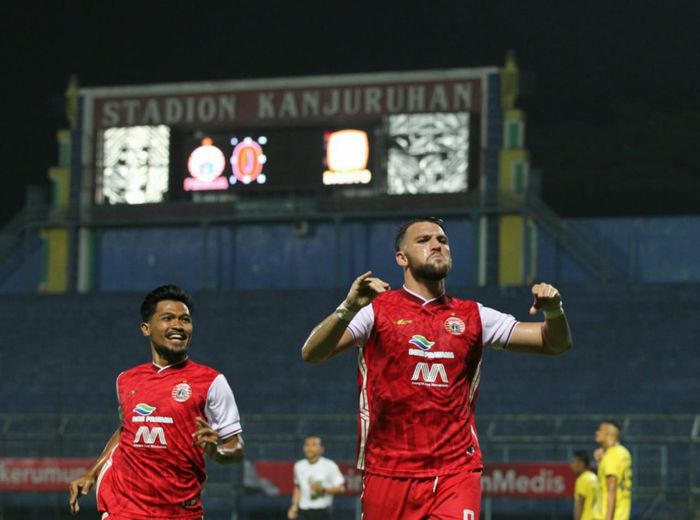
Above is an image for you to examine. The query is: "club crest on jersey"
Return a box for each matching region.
[444,316,466,335]
[172,383,192,402]
[408,334,435,351]
[133,403,156,416]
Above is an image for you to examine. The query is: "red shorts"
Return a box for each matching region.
[362,468,482,520]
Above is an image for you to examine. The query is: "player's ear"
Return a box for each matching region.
[395,250,408,267]
[140,322,150,337]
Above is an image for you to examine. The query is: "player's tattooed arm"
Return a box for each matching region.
[302,271,389,364]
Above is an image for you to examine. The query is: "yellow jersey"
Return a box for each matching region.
[574,470,602,520]
[598,445,632,520]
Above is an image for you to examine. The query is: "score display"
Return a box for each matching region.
[97,113,474,205]
[174,124,379,194]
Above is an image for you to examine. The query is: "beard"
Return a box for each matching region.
[153,342,189,362]
[412,261,451,281]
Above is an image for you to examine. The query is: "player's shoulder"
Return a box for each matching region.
[584,470,599,482]
[369,289,407,314]
[373,288,403,304]
[120,361,153,377]
[603,444,631,465]
[183,359,221,378]
[447,294,480,310]
[611,444,632,459]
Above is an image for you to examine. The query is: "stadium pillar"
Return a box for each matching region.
[39,129,71,293]
[497,51,537,286]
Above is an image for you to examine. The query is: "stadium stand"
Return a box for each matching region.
[3,284,699,418]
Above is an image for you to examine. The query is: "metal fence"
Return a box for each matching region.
[0,413,698,519]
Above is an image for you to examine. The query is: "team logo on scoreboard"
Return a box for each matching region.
[408,335,435,351]
[444,316,465,335]
[172,383,192,402]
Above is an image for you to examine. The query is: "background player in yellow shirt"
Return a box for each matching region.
[595,420,633,520]
[570,450,602,520]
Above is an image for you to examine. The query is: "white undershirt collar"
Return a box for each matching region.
[402,285,446,306]
[153,356,189,373]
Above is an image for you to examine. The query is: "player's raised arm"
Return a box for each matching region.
[506,282,572,355]
[301,271,389,364]
[69,427,121,515]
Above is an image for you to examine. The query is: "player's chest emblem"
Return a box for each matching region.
[444,316,466,335]
[172,382,192,402]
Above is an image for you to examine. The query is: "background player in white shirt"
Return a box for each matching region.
[288,435,346,520]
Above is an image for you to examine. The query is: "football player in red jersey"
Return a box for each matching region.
[302,218,571,520]
[69,285,244,519]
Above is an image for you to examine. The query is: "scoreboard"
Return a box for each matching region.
[84,69,493,209]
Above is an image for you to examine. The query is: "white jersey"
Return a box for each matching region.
[293,456,345,510]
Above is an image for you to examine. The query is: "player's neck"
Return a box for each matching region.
[151,348,188,368]
[403,276,445,301]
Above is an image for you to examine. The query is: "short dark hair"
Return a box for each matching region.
[601,419,622,434]
[140,285,194,322]
[572,450,590,468]
[394,217,446,251]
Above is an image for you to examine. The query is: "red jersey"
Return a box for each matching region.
[347,288,517,478]
[96,359,242,519]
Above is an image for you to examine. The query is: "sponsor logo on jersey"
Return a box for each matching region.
[172,382,192,402]
[395,319,413,325]
[133,403,156,416]
[408,334,435,351]
[131,403,174,425]
[444,316,466,335]
[133,425,167,448]
[411,362,449,387]
[408,349,455,359]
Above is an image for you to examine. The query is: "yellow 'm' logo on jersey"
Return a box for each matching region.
[395,319,412,325]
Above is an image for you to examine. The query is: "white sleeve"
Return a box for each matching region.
[205,374,243,440]
[345,305,375,347]
[329,461,345,487]
[116,372,125,410]
[478,303,518,350]
[293,461,301,486]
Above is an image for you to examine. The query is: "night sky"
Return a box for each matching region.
[1,1,699,227]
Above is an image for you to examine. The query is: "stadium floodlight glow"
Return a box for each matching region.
[184,137,229,191]
[322,129,372,185]
[229,137,267,185]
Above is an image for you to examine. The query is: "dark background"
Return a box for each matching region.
[1,1,699,227]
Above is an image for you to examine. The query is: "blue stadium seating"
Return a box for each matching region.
[2,284,699,418]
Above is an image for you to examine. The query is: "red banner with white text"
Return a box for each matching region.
[253,461,575,498]
[0,458,93,492]
[1,458,575,498]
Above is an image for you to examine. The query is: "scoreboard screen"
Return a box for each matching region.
[171,123,381,195]
[96,112,474,205]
